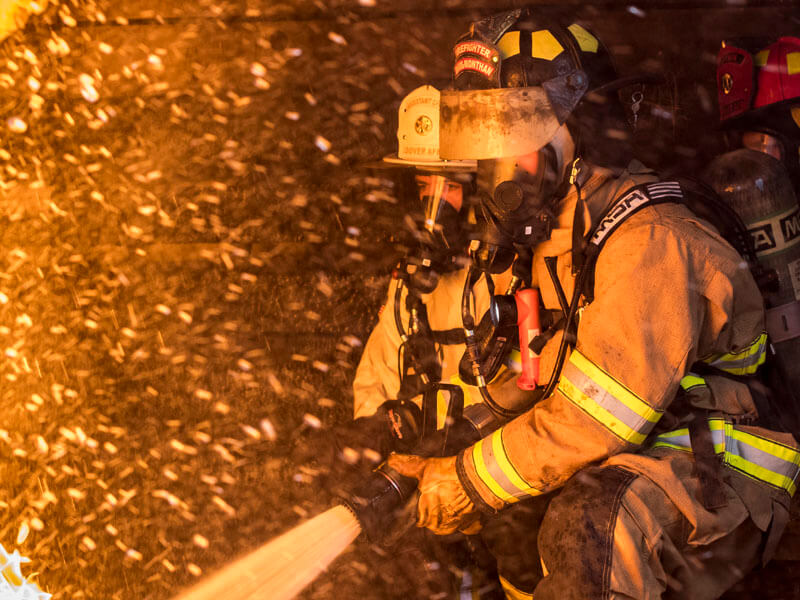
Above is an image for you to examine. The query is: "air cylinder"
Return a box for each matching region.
[703,148,800,392]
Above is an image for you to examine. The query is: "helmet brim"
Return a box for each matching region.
[440,87,562,160]
[381,154,477,172]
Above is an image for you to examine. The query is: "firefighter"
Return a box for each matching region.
[354,84,523,427]
[385,9,800,599]
[355,84,486,421]
[350,85,527,600]
[716,36,800,191]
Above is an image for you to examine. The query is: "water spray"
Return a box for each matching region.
[172,387,499,600]
[171,505,361,600]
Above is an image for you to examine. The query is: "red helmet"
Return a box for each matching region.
[717,36,800,122]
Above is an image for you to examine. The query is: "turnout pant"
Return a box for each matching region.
[477,450,788,600]
[534,463,769,600]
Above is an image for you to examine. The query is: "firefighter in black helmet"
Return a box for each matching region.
[385,9,800,600]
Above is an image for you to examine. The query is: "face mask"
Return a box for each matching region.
[468,149,558,273]
[401,173,473,294]
[741,131,785,161]
[415,174,466,249]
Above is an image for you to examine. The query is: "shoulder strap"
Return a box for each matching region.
[589,180,683,250]
[581,180,684,303]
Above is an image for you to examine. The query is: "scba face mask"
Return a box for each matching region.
[399,172,475,294]
[416,173,467,250]
[469,125,576,273]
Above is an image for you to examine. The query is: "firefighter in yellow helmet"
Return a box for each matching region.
[354,84,524,425]
[351,84,526,599]
[386,9,800,599]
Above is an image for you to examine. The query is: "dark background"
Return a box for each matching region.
[0,0,797,598]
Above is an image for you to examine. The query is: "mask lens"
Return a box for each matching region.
[416,174,464,233]
[742,131,784,161]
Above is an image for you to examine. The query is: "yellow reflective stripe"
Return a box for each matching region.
[706,332,767,375]
[499,575,534,600]
[558,382,647,444]
[680,374,706,391]
[710,419,726,453]
[656,419,800,495]
[497,31,520,59]
[652,420,726,453]
[725,452,798,496]
[728,427,800,464]
[471,438,517,504]
[471,430,541,505]
[567,23,598,53]
[505,349,522,373]
[651,440,691,452]
[725,420,800,496]
[787,52,800,76]
[491,429,539,497]
[569,351,661,424]
[755,49,769,67]
[658,427,690,439]
[530,30,564,61]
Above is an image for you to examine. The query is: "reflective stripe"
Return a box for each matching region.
[652,419,725,453]
[652,418,800,496]
[530,30,564,61]
[680,373,707,392]
[558,350,662,444]
[458,569,473,600]
[787,52,800,76]
[499,575,534,600]
[724,425,800,496]
[705,332,767,375]
[567,23,599,53]
[471,428,541,504]
[497,31,520,59]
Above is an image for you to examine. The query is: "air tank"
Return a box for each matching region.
[703,148,800,395]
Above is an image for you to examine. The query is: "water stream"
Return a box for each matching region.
[173,505,362,600]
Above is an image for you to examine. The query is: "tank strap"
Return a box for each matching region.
[588,180,683,249]
[765,300,800,343]
[581,180,684,302]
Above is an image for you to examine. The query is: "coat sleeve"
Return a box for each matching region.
[353,277,406,419]
[456,219,712,512]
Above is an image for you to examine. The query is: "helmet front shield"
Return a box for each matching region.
[439,76,587,160]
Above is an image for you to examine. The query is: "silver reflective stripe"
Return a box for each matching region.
[708,353,763,373]
[653,419,800,495]
[652,424,724,452]
[706,334,767,375]
[725,431,800,485]
[563,362,654,437]
[480,432,531,501]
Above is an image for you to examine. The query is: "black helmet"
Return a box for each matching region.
[443,9,629,169]
[441,9,631,268]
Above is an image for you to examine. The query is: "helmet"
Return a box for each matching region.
[376,86,478,291]
[440,9,628,268]
[717,37,800,185]
[442,11,625,165]
[383,85,477,172]
[717,37,800,122]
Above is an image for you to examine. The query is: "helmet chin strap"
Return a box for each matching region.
[549,124,578,191]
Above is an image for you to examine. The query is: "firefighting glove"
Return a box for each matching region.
[386,453,482,536]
